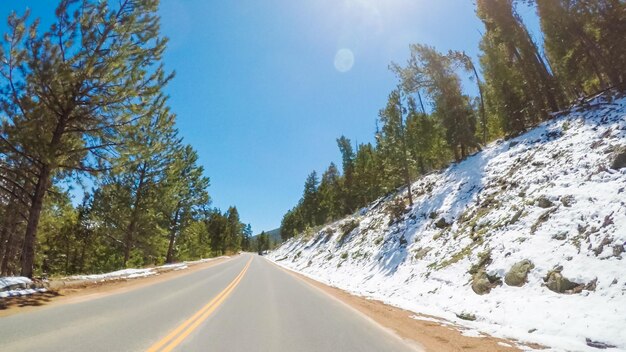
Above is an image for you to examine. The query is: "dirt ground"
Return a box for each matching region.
[0,256,233,317]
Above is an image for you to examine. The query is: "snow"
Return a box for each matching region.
[270,94,626,352]
[0,277,47,298]
[0,256,231,298]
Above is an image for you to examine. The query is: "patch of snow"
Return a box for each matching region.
[270,95,626,352]
[0,276,48,298]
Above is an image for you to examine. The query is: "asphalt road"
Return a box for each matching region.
[0,254,419,352]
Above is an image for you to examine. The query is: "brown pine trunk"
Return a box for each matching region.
[20,165,51,278]
[124,165,146,267]
[165,207,181,263]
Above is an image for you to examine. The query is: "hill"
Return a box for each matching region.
[270,93,626,351]
[254,228,282,243]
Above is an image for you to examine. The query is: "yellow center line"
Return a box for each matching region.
[146,257,253,352]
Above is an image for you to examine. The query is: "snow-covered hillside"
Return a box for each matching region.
[270,93,626,352]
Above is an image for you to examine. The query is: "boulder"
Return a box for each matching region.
[544,266,580,293]
[434,217,450,229]
[560,195,575,207]
[471,269,501,295]
[505,260,535,287]
[613,244,624,257]
[610,146,626,170]
[586,338,616,349]
[536,196,554,208]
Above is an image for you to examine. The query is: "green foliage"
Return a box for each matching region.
[0,0,250,276]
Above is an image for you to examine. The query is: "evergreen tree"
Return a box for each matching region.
[225,206,243,253]
[318,163,343,222]
[531,0,625,94]
[163,145,210,263]
[241,224,252,251]
[301,171,320,226]
[400,45,479,160]
[336,136,356,213]
[477,0,564,131]
[377,89,414,204]
[0,0,170,277]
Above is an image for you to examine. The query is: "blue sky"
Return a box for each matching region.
[0,1,539,233]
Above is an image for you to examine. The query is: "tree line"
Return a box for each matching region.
[281,0,625,240]
[0,0,252,278]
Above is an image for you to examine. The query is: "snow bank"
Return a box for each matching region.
[0,277,47,298]
[270,94,626,352]
[0,256,230,298]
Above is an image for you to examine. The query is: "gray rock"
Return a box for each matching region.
[505,260,535,287]
[544,267,581,293]
[613,244,624,257]
[536,196,554,208]
[434,217,450,229]
[471,269,501,295]
[610,146,626,170]
[560,195,575,207]
[586,338,616,349]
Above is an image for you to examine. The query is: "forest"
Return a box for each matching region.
[280,0,625,240]
[0,0,256,278]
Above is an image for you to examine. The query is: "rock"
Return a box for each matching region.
[593,236,613,256]
[610,146,626,170]
[613,244,625,257]
[586,338,616,349]
[552,232,567,240]
[508,208,524,225]
[434,217,450,229]
[560,195,575,207]
[509,141,519,149]
[456,312,477,321]
[544,267,581,293]
[585,278,598,292]
[471,269,501,295]
[536,196,554,208]
[505,260,535,287]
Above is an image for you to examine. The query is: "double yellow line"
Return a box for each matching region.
[146,257,253,352]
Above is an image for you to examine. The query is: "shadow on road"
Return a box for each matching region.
[0,291,61,311]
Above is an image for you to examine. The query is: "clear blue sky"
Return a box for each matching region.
[0,1,539,233]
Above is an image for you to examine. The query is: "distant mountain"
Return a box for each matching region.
[254,228,282,244]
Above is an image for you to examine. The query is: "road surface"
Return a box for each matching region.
[0,254,419,351]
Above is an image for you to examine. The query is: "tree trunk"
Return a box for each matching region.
[165,206,181,263]
[124,165,147,267]
[466,54,488,144]
[20,165,51,278]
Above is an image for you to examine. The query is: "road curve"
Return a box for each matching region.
[0,254,419,352]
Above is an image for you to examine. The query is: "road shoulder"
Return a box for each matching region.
[268,258,541,352]
[0,256,235,317]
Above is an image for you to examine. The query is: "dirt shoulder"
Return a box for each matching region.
[0,256,234,317]
[274,261,543,352]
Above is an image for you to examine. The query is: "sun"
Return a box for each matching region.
[334,48,355,73]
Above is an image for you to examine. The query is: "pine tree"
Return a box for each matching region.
[400,45,479,161]
[477,0,564,129]
[225,206,243,253]
[532,0,625,94]
[163,145,210,263]
[0,0,170,277]
[301,171,320,226]
[318,163,342,222]
[377,89,414,204]
[336,136,356,213]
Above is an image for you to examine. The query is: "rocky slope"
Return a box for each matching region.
[270,93,626,351]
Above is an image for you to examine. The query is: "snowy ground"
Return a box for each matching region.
[0,256,229,298]
[0,277,47,298]
[270,94,626,352]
